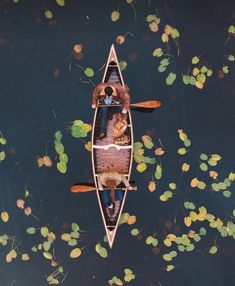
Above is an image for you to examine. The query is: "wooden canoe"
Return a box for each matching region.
[91,44,134,248]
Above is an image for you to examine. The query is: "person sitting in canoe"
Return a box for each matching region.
[92,83,130,139]
[97,172,133,218]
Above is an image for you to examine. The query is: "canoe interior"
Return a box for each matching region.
[93,107,132,174]
[103,63,123,84]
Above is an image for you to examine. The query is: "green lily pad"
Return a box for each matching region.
[158,65,167,73]
[166,72,176,85]
[44,10,53,19]
[71,223,80,232]
[119,61,127,71]
[55,142,64,155]
[0,151,6,161]
[84,67,94,77]
[200,163,208,172]
[192,56,200,64]
[153,48,163,57]
[56,0,65,6]
[59,153,68,164]
[57,161,67,174]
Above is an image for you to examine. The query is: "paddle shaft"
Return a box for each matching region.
[98,100,161,109]
[71,185,137,193]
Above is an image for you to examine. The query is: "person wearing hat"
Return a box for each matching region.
[97,172,133,220]
[92,83,130,139]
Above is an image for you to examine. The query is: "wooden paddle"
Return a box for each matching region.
[98,100,161,109]
[130,100,161,108]
[71,184,137,193]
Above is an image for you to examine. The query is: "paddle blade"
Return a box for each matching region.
[71,185,96,193]
[131,100,161,108]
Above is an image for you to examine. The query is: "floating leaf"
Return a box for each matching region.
[143,140,154,149]
[70,248,81,258]
[200,153,208,160]
[223,190,231,198]
[71,223,80,232]
[158,65,166,73]
[0,137,6,145]
[148,181,156,192]
[155,164,162,180]
[153,48,163,57]
[40,227,49,238]
[56,0,65,7]
[182,163,190,172]
[136,163,147,173]
[127,215,136,225]
[22,253,30,261]
[55,142,64,155]
[57,162,67,174]
[191,178,199,187]
[195,81,204,89]
[161,33,169,43]
[24,207,32,216]
[1,211,9,222]
[192,68,200,76]
[178,148,187,155]
[166,264,175,272]
[131,228,140,236]
[43,156,52,167]
[199,227,207,236]
[192,56,200,64]
[119,61,127,71]
[208,158,217,166]
[200,163,208,172]
[149,21,159,32]
[211,154,222,162]
[183,74,191,85]
[154,147,164,156]
[222,66,229,74]
[184,201,195,210]
[164,24,174,35]
[99,247,108,258]
[43,251,53,260]
[162,253,172,262]
[166,72,176,85]
[209,170,218,179]
[116,35,125,44]
[171,28,180,39]
[209,246,218,254]
[59,153,68,164]
[169,183,176,190]
[84,67,94,77]
[111,11,120,22]
[44,10,53,19]
[73,44,83,56]
[160,58,169,67]
[228,55,235,61]
[16,199,25,209]
[184,216,192,227]
[198,181,206,190]
[0,151,6,161]
[146,15,158,23]
[197,73,206,83]
[26,227,36,234]
[186,244,195,252]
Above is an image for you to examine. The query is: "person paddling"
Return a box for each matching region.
[97,172,133,218]
[92,83,130,139]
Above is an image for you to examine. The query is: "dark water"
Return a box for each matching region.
[0,0,235,285]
